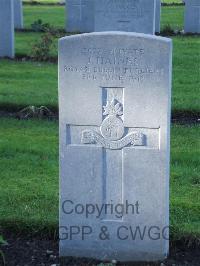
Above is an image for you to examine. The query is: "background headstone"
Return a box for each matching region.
[66,0,94,32]
[59,32,172,261]
[155,0,161,33]
[0,0,15,58]
[184,0,200,33]
[14,0,23,30]
[94,0,156,34]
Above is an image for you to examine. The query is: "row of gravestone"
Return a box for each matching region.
[66,0,161,34]
[0,0,200,58]
[66,0,200,34]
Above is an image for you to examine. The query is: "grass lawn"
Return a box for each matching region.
[0,118,199,239]
[162,0,183,3]
[0,60,57,112]
[172,35,200,113]
[24,5,65,30]
[22,5,184,31]
[170,124,200,238]
[16,32,45,57]
[161,6,184,31]
[0,118,58,232]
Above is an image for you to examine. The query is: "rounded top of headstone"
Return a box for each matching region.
[59,31,172,44]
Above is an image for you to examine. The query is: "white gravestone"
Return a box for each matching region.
[184,0,200,33]
[95,0,156,34]
[14,0,23,29]
[66,0,94,32]
[59,32,172,261]
[0,0,15,58]
[155,0,161,33]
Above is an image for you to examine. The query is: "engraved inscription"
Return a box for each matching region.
[81,130,144,150]
[64,47,164,83]
[72,0,86,20]
[97,0,143,19]
[192,2,200,7]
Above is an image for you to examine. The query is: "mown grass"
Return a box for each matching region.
[22,5,184,31]
[170,124,200,238]
[24,5,65,29]
[162,0,183,3]
[0,118,58,232]
[0,60,58,111]
[0,118,199,238]
[172,35,200,113]
[161,6,184,31]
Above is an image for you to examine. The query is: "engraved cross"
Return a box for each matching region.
[79,87,145,221]
[72,0,86,20]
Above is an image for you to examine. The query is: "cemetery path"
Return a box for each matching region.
[1,233,200,266]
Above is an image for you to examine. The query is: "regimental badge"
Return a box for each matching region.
[101,99,124,141]
[81,98,145,150]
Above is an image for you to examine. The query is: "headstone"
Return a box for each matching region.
[0,0,15,58]
[14,0,23,30]
[66,0,94,32]
[184,0,200,33]
[94,0,156,34]
[59,32,172,261]
[155,0,161,33]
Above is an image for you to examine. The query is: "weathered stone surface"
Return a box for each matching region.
[155,0,161,33]
[66,0,94,32]
[94,0,156,34]
[59,32,172,261]
[184,0,200,33]
[0,0,15,58]
[14,0,23,29]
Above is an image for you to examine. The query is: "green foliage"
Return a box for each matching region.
[31,32,55,61]
[31,19,50,32]
[30,22,61,61]
[162,24,175,35]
